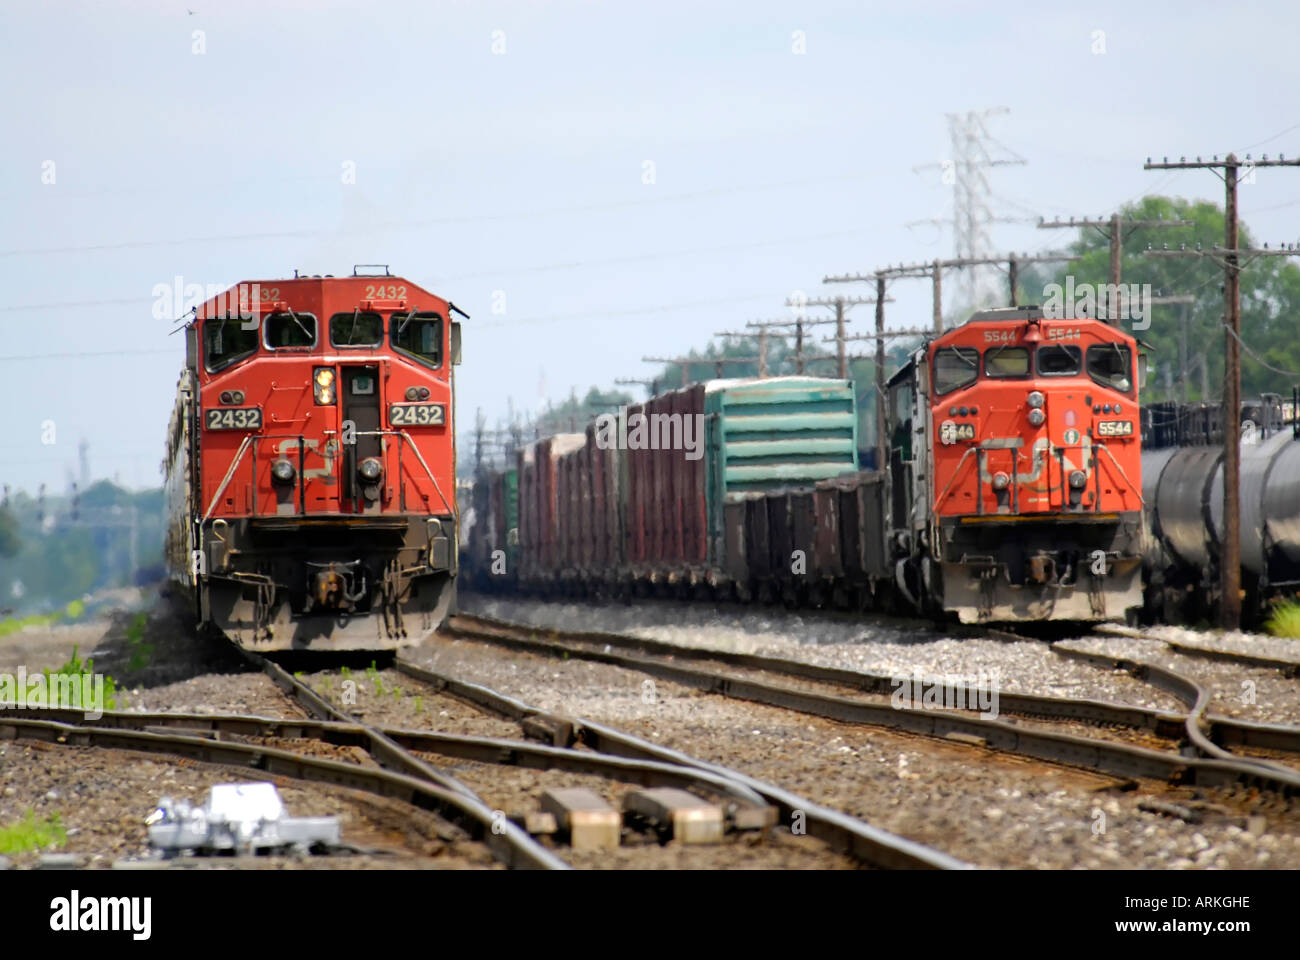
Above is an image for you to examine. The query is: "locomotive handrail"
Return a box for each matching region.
[346,428,453,514]
[932,446,977,512]
[1095,442,1145,507]
[199,434,252,527]
[396,429,453,514]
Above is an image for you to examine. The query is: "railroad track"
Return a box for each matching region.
[440,612,1300,796]
[387,655,966,869]
[2,646,967,870]
[269,645,963,868]
[0,714,565,869]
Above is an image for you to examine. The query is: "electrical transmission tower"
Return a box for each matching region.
[915,108,1027,309]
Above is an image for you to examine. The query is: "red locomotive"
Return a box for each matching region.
[888,305,1145,621]
[164,268,463,651]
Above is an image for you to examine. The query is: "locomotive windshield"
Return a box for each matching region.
[330,311,384,347]
[391,312,443,367]
[1036,344,1081,376]
[984,346,1029,378]
[203,318,258,372]
[932,347,978,395]
[1086,343,1133,392]
[265,311,316,348]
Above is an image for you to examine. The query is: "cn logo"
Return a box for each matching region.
[1089,551,1107,576]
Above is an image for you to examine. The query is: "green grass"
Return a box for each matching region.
[0,612,62,638]
[0,810,67,855]
[46,645,117,711]
[124,613,153,672]
[1265,599,1300,638]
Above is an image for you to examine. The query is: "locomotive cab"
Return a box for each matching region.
[889,306,1145,623]
[164,271,463,651]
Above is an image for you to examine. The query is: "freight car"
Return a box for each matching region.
[164,268,463,651]
[466,305,1148,624]
[1141,395,1300,625]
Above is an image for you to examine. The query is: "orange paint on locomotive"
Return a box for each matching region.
[194,276,455,520]
[928,314,1142,519]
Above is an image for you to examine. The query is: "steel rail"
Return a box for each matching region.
[1163,639,1300,677]
[16,706,769,812]
[1092,622,1300,676]
[450,613,1300,758]
[393,656,969,869]
[241,648,480,800]
[439,615,1300,795]
[1051,640,1300,779]
[0,716,567,870]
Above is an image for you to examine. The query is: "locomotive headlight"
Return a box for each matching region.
[405,387,419,401]
[271,459,296,484]
[1069,470,1088,489]
[992,472,1010,491]
[1027,391,1045,408]
[358,457,383,483]
[1027,408,1046,426]
[314,367,336,405]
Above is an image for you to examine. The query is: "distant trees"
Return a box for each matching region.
[1023,195,1300,402]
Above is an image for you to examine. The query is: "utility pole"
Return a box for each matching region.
[643,354,761,387]
[1143,150,1300,629]
[614,376,660,398]
[825,254,1077,333]
[714,329,773,377]
[784,295,881,377]
[1037,215,1193,320]
[823,325,934,469]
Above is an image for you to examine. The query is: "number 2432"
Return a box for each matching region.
[364,284,407,300]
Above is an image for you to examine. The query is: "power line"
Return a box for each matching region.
[0,171,882,260]
[1036,214,1193,320]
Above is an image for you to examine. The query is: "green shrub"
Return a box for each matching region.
[1265,599,1300,638]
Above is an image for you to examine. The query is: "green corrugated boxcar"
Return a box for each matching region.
[704,376,859,568]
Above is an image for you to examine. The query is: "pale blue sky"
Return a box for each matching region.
[2,0,1297,492]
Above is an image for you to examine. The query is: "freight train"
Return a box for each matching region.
[465,306,1147,624]
[163,268,463,651]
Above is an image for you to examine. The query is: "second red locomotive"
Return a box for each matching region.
[890,305,1145,621]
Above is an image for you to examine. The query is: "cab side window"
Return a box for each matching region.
[1086,344,1134,392]
[203,318,258,372]
[932,347,979,395]
[391,312,443,368]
